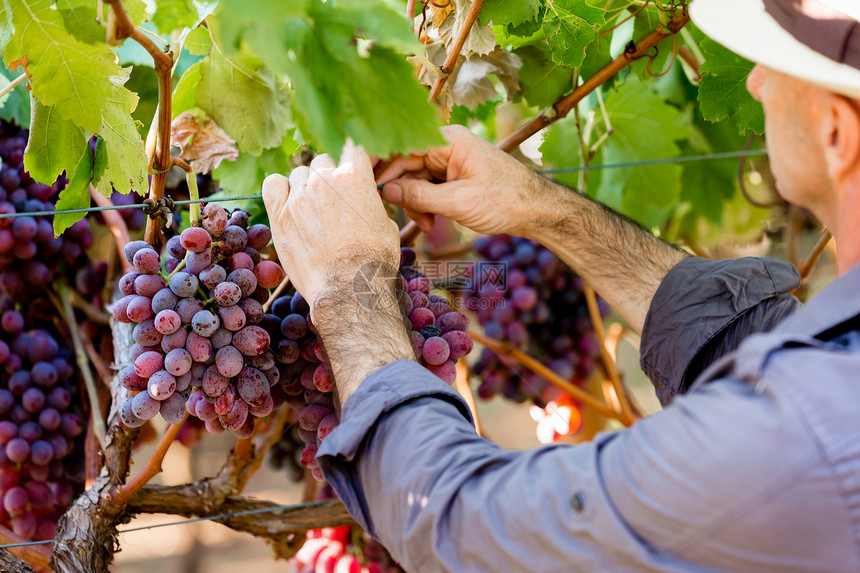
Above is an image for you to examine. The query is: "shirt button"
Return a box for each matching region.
[571,491,586,512]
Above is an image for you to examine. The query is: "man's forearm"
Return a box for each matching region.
[525,177,687,333]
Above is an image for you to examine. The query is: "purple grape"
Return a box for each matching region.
[8,371,29,396]
[195,397,218,422]
[202,365,229,397]
[154,309,182,335]
[180,227,212,253]
[176,297,205,324]
[29,440,53,465]
[237,298,263,325]
[232,326,270,356]
[186,250,211,275]
[12,217,37,241]
[210,327,233,349]
[218,398,248,431]
[246,224,271,250]
[254,261,283,289]
[175,370,192,393]
[215,346,243,378]
[1,311,23,334]
[127,295,154,322]
[276,339,300,364]
[164,348,192,376]
[218,226,247,256]
[226,268,256,297]
[166,235,186,259]
[164,257,180,274]
[429,359,456,384]
[0,389,13,415]
[31,361,58,387]
[229,252,254,272]
[168,272,199,298]
[151,288,179,313]
[438,312,469,334]
[202,203,228,236]
[0,421,16,444]
[237,367,269,406]
[246,348,274,371]
[147,370,176,400]
[159,392,186,424]
[133,248,161,274]
[21,387,45,412]
[214,385,236,416]
[134,274,166,298]
[192,309,220,337]
[186,331,212,362]
[131,391,160,420]
[214,282,241,306]
[6,438,29,462]
[280,314,308,340]
[47,387,70,410]
[112,294,135,323]
[442,330,473,360]
[161,327,188,353]
[4,486,28,516]
[296,404,333,431]
[199,264,227,289]
[124,240,150,265]
[409,308,435,330]
[134,350,163,378]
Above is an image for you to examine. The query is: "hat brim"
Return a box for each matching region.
[691,0,860,98]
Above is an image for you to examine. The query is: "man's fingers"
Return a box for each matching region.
[339,138,371,171]
[309,154,337,172]
[405,209,436,233]
[289,166,310,191]
[381,178,454,217]
[376,155,428,185]
[262,174,290,209]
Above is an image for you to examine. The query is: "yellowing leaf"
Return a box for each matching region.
[171,111,239,174]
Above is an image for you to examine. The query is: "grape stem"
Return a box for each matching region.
[454,359,486,438]
[429,0,485,101]
[0,72,27,101]
[166,253,188,281]
[173,157,202,226]
[468,329,635,426]
[56,282,108,450]
[109,411,189,504]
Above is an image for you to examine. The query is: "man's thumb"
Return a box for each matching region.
[382,179,449,215]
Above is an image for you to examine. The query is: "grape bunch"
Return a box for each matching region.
[0,305,85,541]
[266,246,473,481]
[111,206,285,437]
[0,122,108,302]
[466,235,604,406]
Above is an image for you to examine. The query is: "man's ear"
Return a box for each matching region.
[823,94,860,183]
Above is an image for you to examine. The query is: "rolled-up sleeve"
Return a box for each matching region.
[640,257,801,406]
[318,359,835,572]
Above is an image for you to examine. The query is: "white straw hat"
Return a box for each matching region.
[691,0,860,98]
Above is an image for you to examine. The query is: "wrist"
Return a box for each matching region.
[516,176,574,242]
[311,271,415,407]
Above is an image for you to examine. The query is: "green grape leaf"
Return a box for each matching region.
[121,0,149,27]
[53,143,93,236]
[596,77,692,227]
[152,0,198,35]
[0,67,31,126]
[56,0,104,44]
[213,133,299,195]
[698,38,764,135]
[515,43,573,108]
[195,44,291,156]
[0,0,12,59]
[93,75,148,197]
[6,0,119,133]
[23,99,87,185]
[183,26,211,56]
[480,0,542,28]
[213,0,443,160]
[172,61,202,118]
[542,0,605,67]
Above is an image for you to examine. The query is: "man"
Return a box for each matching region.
[262,0,860,570]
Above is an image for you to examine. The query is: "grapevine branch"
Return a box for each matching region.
[429,0,485,101]
[103,0,173,249]
[454,359,484,437]
[798,229,833,280]
[583,287,636,422]
[0,73,28,100]
[498,8,691,152]
[468,330,635,425]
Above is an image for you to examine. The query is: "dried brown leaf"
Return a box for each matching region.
[171,111,239,175]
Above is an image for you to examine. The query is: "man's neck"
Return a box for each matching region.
[830,179,860,275]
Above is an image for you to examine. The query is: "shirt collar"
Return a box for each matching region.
[775,260,860,338]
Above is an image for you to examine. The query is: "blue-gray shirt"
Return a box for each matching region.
[318,257,860,572]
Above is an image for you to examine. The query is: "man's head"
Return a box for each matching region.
[692,0,860,242]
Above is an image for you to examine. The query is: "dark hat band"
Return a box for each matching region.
[763,0,860,71]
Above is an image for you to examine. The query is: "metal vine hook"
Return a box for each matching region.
[737,134,786,209]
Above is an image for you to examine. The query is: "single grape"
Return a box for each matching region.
[422,337,450,366]
[29,440,53,465]
[169,272,199,298]
[209,327,233,349]
[131,391,160,420]
[192,310,220,337]
[164,348,193,376]
[313,364,332,392]
[317,414,339,442]
[218,398,249,432]
[229,252,254,272]
[232,326,270,356]
[215,346,244,378]
[31,361,58,387]
[159,392,187,424]
[37,408,61,432]
[47,387,71,410]
[276,339,301,364]
[195,398,218,422]
[154,309,182,335]
[428,359,456,384]
[123,240,150,265]
[134,350,164,378]
[60,413,83,437]
[151,288,179,313]
[237,367,269,406]
[186,390,205,416]
[1,311,24,334]
[438,312,469,334]
[219,226,248,256]
[237,298,263,325]
[3,486,28,516]
[134,274,166,298]
[133,248,160,274]
[254,261,284,289]
[442,330,473,360]
[280,314,308,340]
[246,348,275,371]
[127,296,155,322]
[199,264,227,289]
[185,331,212,363]
[202,365,230,397]
[409,308,435,330]
[161,327,188,353]
[119,271,139,296]
[248,392,274,417]
[226,268,257,297]
[21,387,45,413]
[166,235,186,259]
[201,203,228,236]
[6,438,29,462]
[205,418,225,434]
[180,227,213,253]
[175,297,205,324]
[147,370,176,401]
[19,422,42,442]
[214,385,236,416]
[175,370,192,393]
[0,421,16,444]
[187,250,212,275]
[214,282,242,307]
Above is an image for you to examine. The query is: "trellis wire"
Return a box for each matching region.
[0,149,769,220]
[0,500,334,550]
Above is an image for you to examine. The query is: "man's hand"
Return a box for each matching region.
[262,142,414,406]
[262,141,400,308]
[377,125,545,236]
